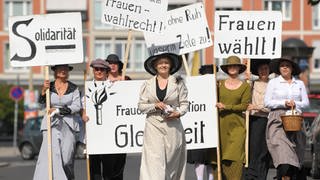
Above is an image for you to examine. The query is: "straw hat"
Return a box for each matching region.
[220,56,246,74]
[144,53,182,75]
[270,56,301,76]
[250,59,272,76]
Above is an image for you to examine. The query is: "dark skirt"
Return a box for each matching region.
[90,153,127,180]
[243,115,270,180]
[187,148,215,164]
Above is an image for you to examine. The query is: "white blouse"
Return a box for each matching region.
[264,76,309,112]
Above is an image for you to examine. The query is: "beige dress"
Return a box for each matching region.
[138,76,189,180]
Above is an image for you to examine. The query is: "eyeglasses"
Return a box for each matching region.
[94,67,106,72]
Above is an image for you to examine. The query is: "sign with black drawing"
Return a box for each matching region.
[8,12,83,67]
[214,11,282,58]
[85,75,218,154]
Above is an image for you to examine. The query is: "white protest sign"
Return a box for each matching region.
[101,0,168,33]
[85,75,218,154]
[8,13,83,67]
[214,11,282,59]
[144,2,212,55]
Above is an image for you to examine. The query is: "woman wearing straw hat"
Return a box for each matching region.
[215,55,251,179]
[243,59,272,180]
[33,64,81,180]
[264,56,309,180]
[138,52,189,180]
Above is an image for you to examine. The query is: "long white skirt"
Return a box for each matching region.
[139,118,186,180]
[33,121,76,180]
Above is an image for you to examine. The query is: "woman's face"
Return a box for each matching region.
[109,62,119,74]
[93,67,108,81]
[227,65,240,76]
[54,66,69,79]
[258,64,270,79]
[279,61,293,77]
[155,58,171,75]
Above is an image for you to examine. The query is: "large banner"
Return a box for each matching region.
[8,13,83,67]
[214,11,282,59]
[101,0,168,34]
[144,2,212,55]
[85,75,218,154]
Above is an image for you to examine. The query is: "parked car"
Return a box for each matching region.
[303,94,320,178]
[18,116,85,160]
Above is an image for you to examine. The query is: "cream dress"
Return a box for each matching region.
[138,76,189,180]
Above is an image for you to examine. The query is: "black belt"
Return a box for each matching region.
[271,108,289,111]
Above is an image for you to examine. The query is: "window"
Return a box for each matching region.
[314,58,320,71]
[313,41,320,72]
[313,5,320,29]
[264,0,292,21]
[3,42,29,72]
[4,0,32,30]
[131,39,148,71]
[94,39,112,59]
[215,8,241,11]
[94,38,148,72]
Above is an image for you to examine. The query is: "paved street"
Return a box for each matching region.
[0,146,316,180]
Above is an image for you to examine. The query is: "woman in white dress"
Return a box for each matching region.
[138,53,189,180]
[264,57,309,180]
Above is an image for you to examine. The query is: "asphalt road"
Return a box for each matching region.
[0,142,317,180]
[0,154,295,180]
[0,154,197,180]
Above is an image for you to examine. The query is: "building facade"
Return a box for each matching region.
[1,0,320,91]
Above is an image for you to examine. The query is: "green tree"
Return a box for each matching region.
[0,84,24,135]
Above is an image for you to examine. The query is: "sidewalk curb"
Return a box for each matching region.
[0,147,19,158]
[0,162,9,167]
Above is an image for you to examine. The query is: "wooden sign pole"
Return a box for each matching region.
[45,66,53,180]
[121,30,133,79]
[245,59,251,168]
[182,55,191,76]
[213,62,222,180]
[83,58,91,180]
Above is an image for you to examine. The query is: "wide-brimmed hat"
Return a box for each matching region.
[270,56,301,75]
[250,59,272,76]
[199,64,218,75]
[51,64,73,71]
[90,59,110,71]
[144,53,182,75]
[220,56,246,74]
[105,54,123,70]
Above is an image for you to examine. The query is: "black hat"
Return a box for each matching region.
[90,59,111,71]
[270,56,301,76]
[199,64,218,75]
[144,53,182,75]
[51,64,73,71]
[250,59,272,76]
[220,56,246,74]
[105,54,123,70]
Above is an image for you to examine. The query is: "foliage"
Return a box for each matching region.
[0,84,24,135]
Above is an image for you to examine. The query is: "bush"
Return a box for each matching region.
[0,84,24,136]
